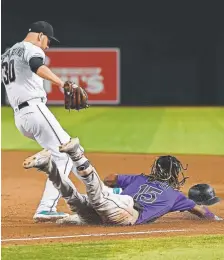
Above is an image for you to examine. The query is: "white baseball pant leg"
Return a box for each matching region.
[14,100,76,213]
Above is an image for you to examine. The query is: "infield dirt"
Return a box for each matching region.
[2,151,224,245]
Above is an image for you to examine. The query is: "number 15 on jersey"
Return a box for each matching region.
[133,184,163,204]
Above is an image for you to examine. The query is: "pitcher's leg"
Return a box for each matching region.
[36,179,60,212]
[17,105,73,220]
[59,138,139,225]
[15,113,63,220]
[31,104,73,218]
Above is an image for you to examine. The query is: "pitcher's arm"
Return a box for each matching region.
[29,57,64,87]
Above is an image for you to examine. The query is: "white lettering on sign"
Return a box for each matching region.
[44,67,104,94]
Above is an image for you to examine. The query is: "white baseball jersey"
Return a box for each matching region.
[1,42,46,109]
[1,41,75,216]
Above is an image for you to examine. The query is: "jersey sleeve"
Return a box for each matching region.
[24,44,45,64]
[116,174,138,189]
[171,192,196,212]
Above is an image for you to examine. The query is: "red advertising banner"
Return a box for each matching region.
[44,48,120,104]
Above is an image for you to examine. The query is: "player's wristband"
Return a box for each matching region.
[113,187,122,194]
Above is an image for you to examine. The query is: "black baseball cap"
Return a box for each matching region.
[28,21,59,42]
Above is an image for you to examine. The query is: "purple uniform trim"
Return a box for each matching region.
[204,207,215,219]
[117,174,196,224]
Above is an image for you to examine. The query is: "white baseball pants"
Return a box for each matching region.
[14,98,76,213]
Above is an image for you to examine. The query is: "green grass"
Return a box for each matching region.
[2,235,224,260]
[1,106,224,155]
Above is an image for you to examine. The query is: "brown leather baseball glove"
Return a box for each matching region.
[63,81,89,111]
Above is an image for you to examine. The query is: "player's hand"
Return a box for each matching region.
[214,215,223,221]
[63,81,78,89]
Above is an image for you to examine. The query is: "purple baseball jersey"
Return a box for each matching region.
[117,174,196,224]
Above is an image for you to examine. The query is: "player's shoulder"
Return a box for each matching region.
[2,43,19,57]
[22,42,45,55]
[120,173,146,182]
[136,173,149,180]
[22,42,45,63]
[174,190,188,200]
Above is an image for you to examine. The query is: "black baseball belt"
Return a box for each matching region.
[18,101,29,110]
[17,98,45,111]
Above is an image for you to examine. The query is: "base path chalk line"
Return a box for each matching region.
[1,229,188,242]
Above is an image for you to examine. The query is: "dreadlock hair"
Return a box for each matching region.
[148,155,188,190]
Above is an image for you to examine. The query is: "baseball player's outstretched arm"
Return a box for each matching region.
[36,65,64,87]
[104,173,138,189]
[189,205,222,220]
[23,44,64,88]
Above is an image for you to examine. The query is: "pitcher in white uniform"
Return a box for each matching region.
[1,21,80,222]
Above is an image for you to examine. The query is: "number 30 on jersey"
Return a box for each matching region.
[2,59,16,85]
